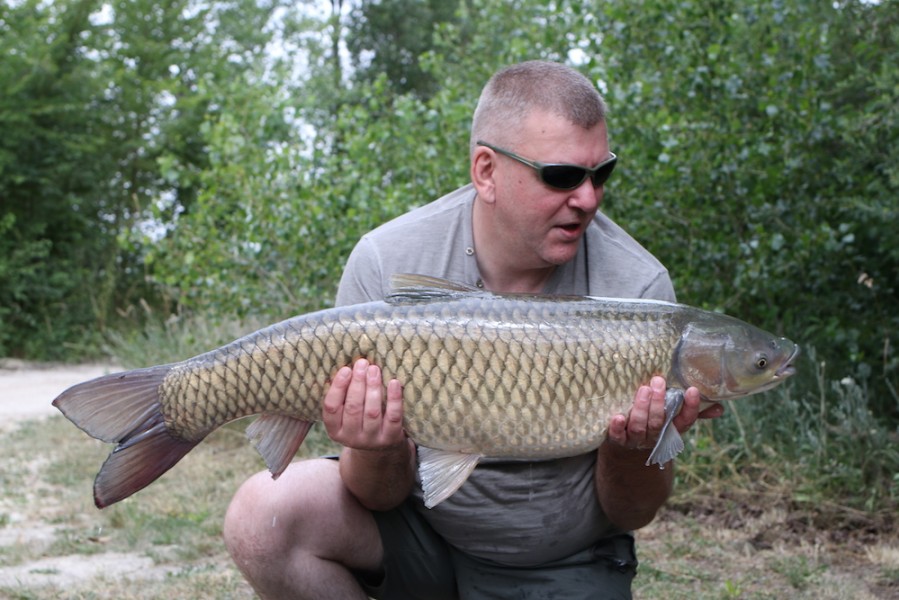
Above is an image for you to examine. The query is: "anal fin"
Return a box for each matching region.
[246,414,314,479]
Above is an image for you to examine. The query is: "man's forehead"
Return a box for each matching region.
[515,112,608,152]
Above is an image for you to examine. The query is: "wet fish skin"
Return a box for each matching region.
[165,295,679,455]
[52,275,799,509]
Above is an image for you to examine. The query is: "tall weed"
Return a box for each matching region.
[103,304,266,368]
[679,347,899,514]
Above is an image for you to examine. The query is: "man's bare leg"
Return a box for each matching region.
[224,458,383,600]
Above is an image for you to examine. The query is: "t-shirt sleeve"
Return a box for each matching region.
[335,235,387,307]
[642,269,677,303]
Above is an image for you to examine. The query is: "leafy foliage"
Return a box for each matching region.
[0,0,282,358]
[0,0,111,357]
[345,0,462,98]
[576,0,899,414]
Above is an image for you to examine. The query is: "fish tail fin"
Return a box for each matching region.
[93,420,199,508]
[52,365,199,508]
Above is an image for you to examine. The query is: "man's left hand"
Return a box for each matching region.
[606,376,724,451]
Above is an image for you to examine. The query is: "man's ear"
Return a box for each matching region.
[470,146,497,204]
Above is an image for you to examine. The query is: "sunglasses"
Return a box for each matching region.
[477,141,617,190]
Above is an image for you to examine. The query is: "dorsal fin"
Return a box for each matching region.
[386,274,483,304]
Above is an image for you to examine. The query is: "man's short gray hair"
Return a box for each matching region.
[470,61,608,157]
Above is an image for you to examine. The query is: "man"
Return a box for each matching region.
[224,60,722,599]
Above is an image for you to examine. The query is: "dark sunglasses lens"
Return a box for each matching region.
[591,161,616,187]
[540,166,588,190]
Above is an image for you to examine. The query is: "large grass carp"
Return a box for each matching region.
[53,275,798,509]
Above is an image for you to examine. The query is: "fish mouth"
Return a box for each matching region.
[775,344,801,378]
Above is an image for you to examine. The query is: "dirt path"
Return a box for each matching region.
[0,360,118,431]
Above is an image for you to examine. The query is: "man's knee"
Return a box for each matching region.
[223,460,340,567]
[224,470,279,569]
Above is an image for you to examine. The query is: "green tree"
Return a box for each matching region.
[345,0,462,98]
[0,0,284,358]
[0,0,110,356]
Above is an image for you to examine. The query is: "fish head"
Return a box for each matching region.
[673,315,800,401]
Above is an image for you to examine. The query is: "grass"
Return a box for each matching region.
[6,415,896,599]
[2,313,897,597]
[635,500,899,599]
[0,416,242,596]
[0,411,344,598]
[632,345,899,599]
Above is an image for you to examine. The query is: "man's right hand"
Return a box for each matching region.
[322,358,407,450]
[323,358,415,510]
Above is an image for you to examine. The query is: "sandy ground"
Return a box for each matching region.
[0,360,119,429]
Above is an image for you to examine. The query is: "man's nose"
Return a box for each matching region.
[568,179,602,212]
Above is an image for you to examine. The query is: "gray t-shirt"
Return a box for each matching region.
[336,184,676,566]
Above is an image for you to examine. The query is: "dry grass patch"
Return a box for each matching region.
[635,480,899,599]
[0,415,337,598]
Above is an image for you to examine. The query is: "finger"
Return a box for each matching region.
[645,376,667,432]
[607,413,628,446]
[322,366,352,432]
[362,364,384,435]
[382,378,405,443]
[626,384,652,443]
[341,358,370,428]
[699,402,726,419]
[673,386,702,433]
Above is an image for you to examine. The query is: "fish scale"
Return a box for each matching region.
[52,275,798,509]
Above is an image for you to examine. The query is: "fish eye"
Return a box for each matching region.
[756,356,769,369]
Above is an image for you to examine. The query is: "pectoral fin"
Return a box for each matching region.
[646,388,686,469]
[417,447,482,509]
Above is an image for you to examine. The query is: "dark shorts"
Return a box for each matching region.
[357,497,638,600]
